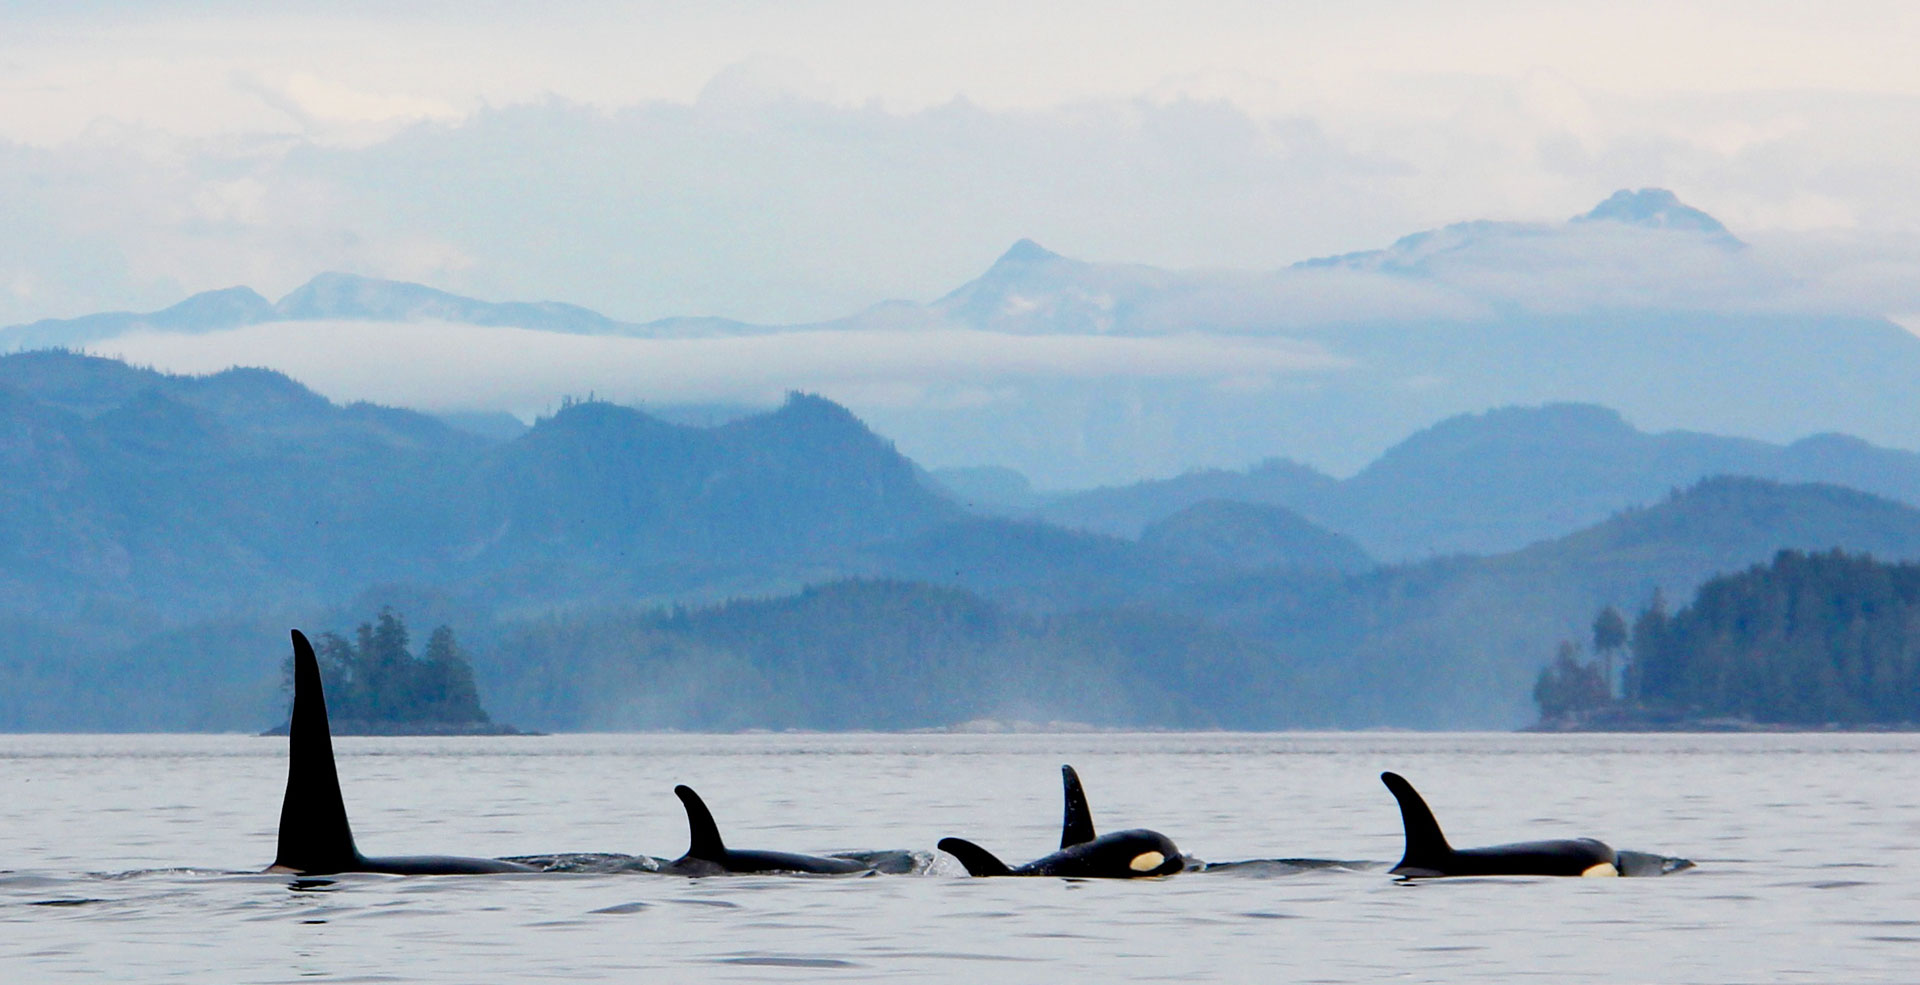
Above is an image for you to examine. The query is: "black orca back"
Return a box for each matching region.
[1381,771,1618,877]
[273,630,361,875]
[1446,840,1617,877]
[669,785,869,875]
[354,853,534,875]
[1060,765,1095,849]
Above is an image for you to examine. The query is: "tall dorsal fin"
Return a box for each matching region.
[937,837,1013,877]
[1381,772,1452,872]
[1060,764,1096,848]
[675,785,726,860]
[272,630,361,874]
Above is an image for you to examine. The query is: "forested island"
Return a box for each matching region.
[268,609,519,735]
[1535,550,1920,729]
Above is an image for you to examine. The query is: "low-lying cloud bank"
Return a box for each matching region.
[100,320,1346,417]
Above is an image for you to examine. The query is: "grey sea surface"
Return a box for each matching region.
[1,732,1915,982]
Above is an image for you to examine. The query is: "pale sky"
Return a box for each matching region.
[4,1,1919,324]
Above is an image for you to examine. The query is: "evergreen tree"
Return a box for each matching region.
[1591,605,1627,698]
[1532,640,1611,722]
[1625,588,1669,703]
[419,625,489,724]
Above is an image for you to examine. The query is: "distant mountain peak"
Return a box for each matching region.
[994,238,1062,267]
[751,391,889,446]
[1298,188,1744,274]
[273,271,448,321]
[294,271,363,290]
[1574,188,1735,240]
[933,239,1177,334]
[150,286,274,330]
[1363,403,1641,474]
[270,272,628,335]
[773,390,861,421]
[537,396,666,432]
[199,365,331,406]
[1449,402,1634,435]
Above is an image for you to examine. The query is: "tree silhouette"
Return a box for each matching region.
[1591,605,1628,698]
[1533,640,1612,722]
[286,608,492,729]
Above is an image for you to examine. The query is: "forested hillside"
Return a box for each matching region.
[1171,478,1920,726]
[0,351,954,620]
[8,351,1920,731]
[1627,550,1920,724]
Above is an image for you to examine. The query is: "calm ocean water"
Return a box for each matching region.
[2,731,1916,983]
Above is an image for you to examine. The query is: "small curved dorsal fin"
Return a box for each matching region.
[675,785,726,860]
[937,837,1012,877]
[1060,764,1096,848]
[1381,771,1452,871]
[273,630,361,874]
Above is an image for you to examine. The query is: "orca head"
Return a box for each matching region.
[1031,828,1183,878]
[1554,838,1622,877]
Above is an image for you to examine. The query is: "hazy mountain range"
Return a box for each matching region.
[10,189,1918,487]
[0,351,950,623]
[981,403,1920,561]
[0,274,746,349]
[6,349,1920,730]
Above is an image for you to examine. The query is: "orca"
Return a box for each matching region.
[268,630,534,876]
[938,765,1184,878]
[661,785,872,876]
[1380,771,1619,878]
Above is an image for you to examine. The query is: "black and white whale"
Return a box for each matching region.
[1381,771,1622,878]
[268,629,534,876]
[938,765,1184,878]
[660,785,872,875]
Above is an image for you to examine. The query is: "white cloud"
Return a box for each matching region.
[0,3,1918,329]
[8,82,1916,331]
[228,71,464,148]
